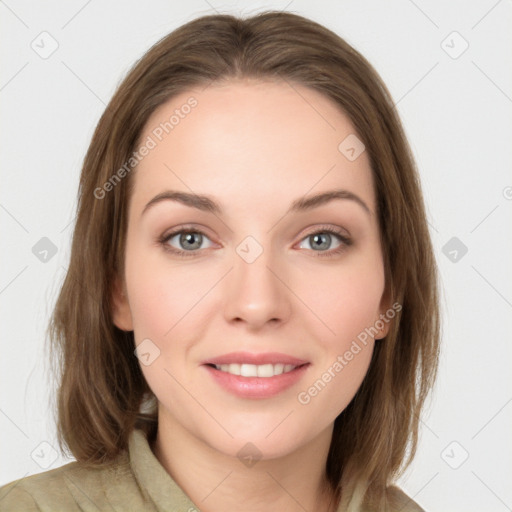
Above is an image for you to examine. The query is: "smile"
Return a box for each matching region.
[201,351,311,398]
[211,363,300,378]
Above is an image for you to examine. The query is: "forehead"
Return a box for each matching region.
[131,79,375,217]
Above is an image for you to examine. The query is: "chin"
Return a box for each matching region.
[201,418,323,462]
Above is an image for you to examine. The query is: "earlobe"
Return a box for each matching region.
[376,317,391,340]
[111,277,134,331]
[376,288,393,340]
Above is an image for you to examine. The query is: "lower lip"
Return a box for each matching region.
[203,364,310,399]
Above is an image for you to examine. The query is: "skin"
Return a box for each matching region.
[113,78,390,512]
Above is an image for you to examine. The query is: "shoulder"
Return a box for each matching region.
[384,485,425,512]
[0,454,137,511]
[356,484,426,512]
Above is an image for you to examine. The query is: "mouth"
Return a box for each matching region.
[205,362,308,377]
[201,352,311,399]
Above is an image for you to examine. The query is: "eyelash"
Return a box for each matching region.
[158,224,352,259]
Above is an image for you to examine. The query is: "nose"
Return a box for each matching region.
[223,245,292,330]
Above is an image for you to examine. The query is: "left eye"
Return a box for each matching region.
[297,229,350,254]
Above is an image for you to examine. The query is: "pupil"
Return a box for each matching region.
[312,233,330,250]
[182,232,201,249]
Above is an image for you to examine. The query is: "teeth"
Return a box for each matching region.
[214,363,299,377]
[256,364,271,377]
[220,363,240,375]
[241,364,258,377]
[273,363,284,375]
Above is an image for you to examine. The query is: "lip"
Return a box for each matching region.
[201,352,311,399]
[202,351,309,366]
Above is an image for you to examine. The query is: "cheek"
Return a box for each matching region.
[293,254,384,410]
[301,257,385,346]
[125,252,206,404]
[125,247,211,338]
[295,280,379,420]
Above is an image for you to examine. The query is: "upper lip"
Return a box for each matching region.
[202,351,309,366]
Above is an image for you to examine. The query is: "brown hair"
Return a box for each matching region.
[48,11,440,511]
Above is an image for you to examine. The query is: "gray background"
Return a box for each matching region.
[1,1,511,510]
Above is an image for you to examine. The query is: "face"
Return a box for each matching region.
[113,79,390,460]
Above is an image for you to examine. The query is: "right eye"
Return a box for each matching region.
[159,228,214,257]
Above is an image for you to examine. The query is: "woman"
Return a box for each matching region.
[0,11,439,511]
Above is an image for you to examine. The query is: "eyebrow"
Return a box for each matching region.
[141,188,371,217]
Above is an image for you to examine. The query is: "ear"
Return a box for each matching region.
[111,276,134,331]
[376,287,393,340]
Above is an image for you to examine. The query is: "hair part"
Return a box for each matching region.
[48,11,440,511]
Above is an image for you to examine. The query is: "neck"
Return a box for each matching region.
[152,410,338,512]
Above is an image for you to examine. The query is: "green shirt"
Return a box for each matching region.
[0,429,424,511]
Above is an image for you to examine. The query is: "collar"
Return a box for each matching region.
[128,428,199,511]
